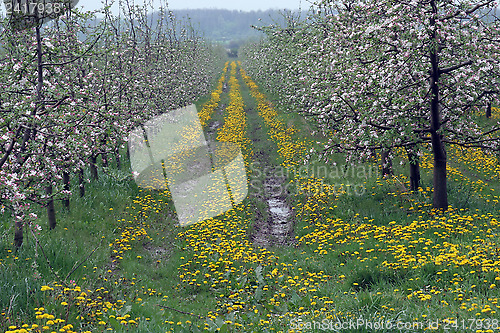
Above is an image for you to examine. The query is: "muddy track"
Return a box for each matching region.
[206,104,225,142]
[244,105,296,248]
[206,67,295,248]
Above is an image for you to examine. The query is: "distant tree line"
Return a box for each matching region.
[169,9,294,42]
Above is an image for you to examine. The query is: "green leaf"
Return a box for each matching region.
[255,265,264,284]
[238,276,247,288]
[276,303,288,313]
[108,317,120,330]
[264,303,275,311]
[215,316,224,327]
[290,291,301,305]
[254,286,262,301]
[119,305,132,316]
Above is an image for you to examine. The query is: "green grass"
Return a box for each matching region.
[2,66,500,333]
[0,164,138,325]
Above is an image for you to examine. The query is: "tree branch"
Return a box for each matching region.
[42,29,104,67]
[442,1,496,21]
[439,60,473,75]
[0,126,22,169]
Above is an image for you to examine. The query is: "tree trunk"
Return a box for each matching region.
[429,0,448,210]
[90,155,98,181]
[431,134,448,209]
[46,185,56,229]
[101,135,109,168]
[406,148,420,192]
[126,141,130,162]
[78,168,85,197]
[14,218,23,249]
[486,101,492,119]
[63,171,70,209]
[380,150,393,177]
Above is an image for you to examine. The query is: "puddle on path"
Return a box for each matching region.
[251,167,295,248]
[210,121,221,130]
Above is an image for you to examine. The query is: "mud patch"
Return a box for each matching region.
[206,106,224,142]
[210,121,221,131]
[251,167,295,247]
[242,102,296,248]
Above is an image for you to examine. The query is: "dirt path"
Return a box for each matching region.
[201,63,296,248]
[239,80,296,248]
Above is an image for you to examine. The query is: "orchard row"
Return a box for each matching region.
[0,4,226,246]
[241,0,500,210]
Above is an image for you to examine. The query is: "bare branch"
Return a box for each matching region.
[442,0,496,21]
[0,126,22,169]
[42,30,104,67]
[439,60,473,75]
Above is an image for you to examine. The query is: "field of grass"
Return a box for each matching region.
[1,61,500,333]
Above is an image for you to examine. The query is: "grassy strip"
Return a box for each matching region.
[2,62,500,333]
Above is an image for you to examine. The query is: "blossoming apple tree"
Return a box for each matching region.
[243,0,500,209]
[0,2,224,248]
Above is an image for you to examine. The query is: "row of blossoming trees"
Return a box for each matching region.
[242,0,500,210]
[0,2,225,248]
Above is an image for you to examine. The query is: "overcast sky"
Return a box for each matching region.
[77,0,308,13]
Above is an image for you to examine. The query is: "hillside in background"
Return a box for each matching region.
[1,7,298,54]
[170,9,295,43]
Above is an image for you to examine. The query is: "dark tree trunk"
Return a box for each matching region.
[429,0,448,209]
[406,148,420,192]
[13,23,45,247]
[409,159,421,193]
[46,185,56,229]
[90,155,98,181]
[126,141,130,162]
[431,135,448,209]
[380,150,393,177]
[63,171,70,209]
[19,25,43,154]
[78,168,85,197]
[14,218,23,249]
[486,101,492,119]
[101,136,108,168]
